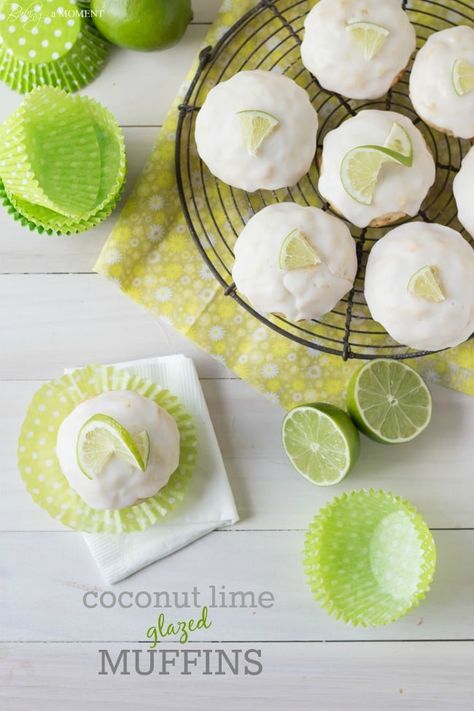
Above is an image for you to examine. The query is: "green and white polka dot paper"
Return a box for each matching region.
[0,86,126,234]
[0,0,109,93]
[304,489,436,626]
[18,365,198,533]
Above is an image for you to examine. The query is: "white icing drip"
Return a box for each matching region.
[453,146,474,238]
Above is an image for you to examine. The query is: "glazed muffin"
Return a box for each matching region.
[453,146,474,238]
[365,222,474,351]
[318,110,436,229]
[410,26,474,139]
[194,70,318,192]
[301,0,416,100]
[56,390,180,510]
[232,203,357,322]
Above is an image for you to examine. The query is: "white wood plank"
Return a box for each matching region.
[0,274,231,379]
[0,24,210,126]
[0,128,158,274]
[0,530,472,642]
[1,378,473,530]
[1,641,473,711]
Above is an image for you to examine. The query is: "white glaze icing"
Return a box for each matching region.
[365,222,474,351]
[232,203,357,321]
[194,70,318,192]
[301,0,416,100]
[318,110,436,229]
[453,146,474,238]
[409,26,474,139]
[56,391,180,510]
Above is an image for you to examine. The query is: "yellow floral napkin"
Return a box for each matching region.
[96,0,473,410]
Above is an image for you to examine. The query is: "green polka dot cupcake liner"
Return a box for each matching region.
[18,365,198,533]
[0,174,125,234]
[303,489,436,627]
[0,0,109,94]
[0,86,126,233]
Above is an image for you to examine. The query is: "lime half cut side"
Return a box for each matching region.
[77,414,148,479]
[408,265,445,303]
[347,360,432,444]
[346,21,389,60]
[452,59,474,96]
[237,110,279,155]
[384,122,413,167]
[282,403,360,486]
[279,228,321,271]
[340,145,406,205]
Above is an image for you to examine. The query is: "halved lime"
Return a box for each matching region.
[279,228,321,271]
[340,145,406,205]
[347,360,432,444]
[237,110,279,155]
[408,265,445,303]
[282,403,360,486]
[346,21,389,60]
[384,122,413,167]
[452,58,474,96]
[77,414,148,479]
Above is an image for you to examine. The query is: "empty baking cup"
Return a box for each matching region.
[18,365,197,533]
[0,87,126,234]
[303,490,436,626]
[0,0,109,93]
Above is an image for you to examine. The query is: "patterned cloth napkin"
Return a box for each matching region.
[96,0,473,410]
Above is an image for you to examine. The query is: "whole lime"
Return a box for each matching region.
[91,0,193,52]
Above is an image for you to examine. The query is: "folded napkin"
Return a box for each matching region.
[67,355,239,584]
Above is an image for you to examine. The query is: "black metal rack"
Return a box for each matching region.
[175,0,473,360]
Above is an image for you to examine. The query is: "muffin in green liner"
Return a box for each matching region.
[0,87,126,234]
[0,0,109,94]
[17,365,197,533]
[303,489,436,626]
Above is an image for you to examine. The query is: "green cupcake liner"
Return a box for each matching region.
[0,86,102,215]
[18,365,198,533]
[303,489,436,627]
[0,0,109,94]
[0,174,125,234]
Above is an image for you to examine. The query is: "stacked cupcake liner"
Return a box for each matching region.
[304,489,436,627]
[0,86,126,235]
[18,365,198,533]
[0,0,109,94]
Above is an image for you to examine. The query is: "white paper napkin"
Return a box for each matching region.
[66,355,239,584]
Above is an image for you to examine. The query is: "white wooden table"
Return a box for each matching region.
[1,2,473,708]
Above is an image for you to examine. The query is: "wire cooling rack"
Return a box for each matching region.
[175,0,473,360]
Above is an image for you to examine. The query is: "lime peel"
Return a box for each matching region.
[346,21,390,60]
[237,110,279,155]
[452,58,474,96]
[76,413,148,479]
[347,360,432,444]
[279,228,321,271]
[408,265,446,303]
[282,403,360,486]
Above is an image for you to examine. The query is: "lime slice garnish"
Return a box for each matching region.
[346,21,389,60]
[384,122,413,167]
[76,414,147,479]
[237,110,279,155]
[340,145,406,205]
[408,265,446,303]
[282,403,360,486]
[452,58,474,96]
[278,228,321,271]
[347,360,432,444]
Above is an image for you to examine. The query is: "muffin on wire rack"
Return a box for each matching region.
[0,0,109,93]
